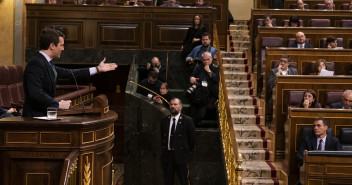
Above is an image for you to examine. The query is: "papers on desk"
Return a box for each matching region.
[33,116,62,121]
[319,69,334,76]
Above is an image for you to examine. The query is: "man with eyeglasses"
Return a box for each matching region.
[268,55,298,90]
[330,90,352,109]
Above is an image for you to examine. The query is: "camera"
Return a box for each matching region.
[185,81,201,95]
[150,63,158,68]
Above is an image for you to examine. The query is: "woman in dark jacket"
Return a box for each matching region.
[153,82,172,109]
[299,89,322,108]
[181,14,208,59]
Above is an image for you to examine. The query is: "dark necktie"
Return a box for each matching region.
[50,60,57,81]
[170,118,176,149]
[317,139,323,150]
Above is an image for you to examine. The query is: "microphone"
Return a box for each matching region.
[70,69,86,114]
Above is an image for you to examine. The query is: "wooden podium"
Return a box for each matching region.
[0,107,118,185]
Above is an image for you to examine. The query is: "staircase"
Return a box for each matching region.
[222,21,287,185]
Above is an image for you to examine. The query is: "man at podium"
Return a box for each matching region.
[23,28,117,117]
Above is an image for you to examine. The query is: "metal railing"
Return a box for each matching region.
[213,23,243,185]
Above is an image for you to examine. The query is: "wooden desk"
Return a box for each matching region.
[284,0,349,9]
[25,4,227,50]
[0,111,118,185]
[256,27,352,50]
[250,9,352,39]
[284,108,352,184]
[263,48,352,102]
[301,151,352,185]
[272,76,352,158]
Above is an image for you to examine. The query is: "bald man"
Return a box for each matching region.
[288,32,313,48]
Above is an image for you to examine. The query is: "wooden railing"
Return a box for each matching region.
[213,23,243,185]
[60,150,79,185]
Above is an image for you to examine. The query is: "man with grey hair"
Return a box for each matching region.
[325,0,334,10]
[330,90,352,109]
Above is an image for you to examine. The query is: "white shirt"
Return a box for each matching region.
[39,51,97,76]
[168,113,180,150]
[298,43,305,48]
[316,135,327,151]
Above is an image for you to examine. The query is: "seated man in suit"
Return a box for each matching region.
[268,55,298,90]
[330,90,352,109]
[296,117,342,166]
[137,71,162,98]
[288,32,313,48]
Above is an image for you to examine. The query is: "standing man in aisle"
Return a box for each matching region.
[160,98,196,185]
[23,28,117,117]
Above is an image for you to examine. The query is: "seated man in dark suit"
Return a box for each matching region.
[288,32,314,48]
[330,90,352,109]
[268,55,298,90]
[137,71,162,98]
[296,117,342,166]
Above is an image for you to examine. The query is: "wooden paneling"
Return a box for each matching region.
[284,108,352,184]
[0,111,117,185]
[25,4,222,50]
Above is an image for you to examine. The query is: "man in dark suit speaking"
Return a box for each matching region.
[296,117,342,166]
[160,98,195,185]
[23,28,117,117]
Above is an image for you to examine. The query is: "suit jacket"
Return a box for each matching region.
[268,67,298,89]
[288,41,314,48]
[330,101,352,109]
[296,135,342,166]
[160,114,195,164]
[23,52,90,117]
[136,78,162,97]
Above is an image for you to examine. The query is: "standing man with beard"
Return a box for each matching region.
[160,98,195,185]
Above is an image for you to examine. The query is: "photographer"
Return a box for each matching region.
[137,71,162,98]
[186,32,217,70]
[188,52,219,124]
[138,57,166,82]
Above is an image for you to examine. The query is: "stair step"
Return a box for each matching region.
[232,20,248,25]
[222,58,248,65]
[223,64,249,73]
[221,51,246,58]
[231,114,264,125]
[239,149,273,161]
[229,105,260,114]
[233,125,265,139]
[242,161,277,178]
[228,30,249,37]
[229,24,249,30]
[242,178,283,185]
[228,35,250,41]
[227,87,254,96]
[229,41,250,48]
[237,139,272,149]
[227,47,248,52]
[228,95,261,106]
[225,80,252,88]
[224,72,254,81]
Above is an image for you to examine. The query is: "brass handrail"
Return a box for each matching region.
[213,23,243,185]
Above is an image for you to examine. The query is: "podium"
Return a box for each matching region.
[0,110,118,185]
